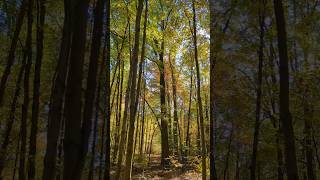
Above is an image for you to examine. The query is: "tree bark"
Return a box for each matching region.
[209,0,218,179]
[159,33,170,168]
[63,0,89,178]
[28,0,45,179]
[273,0,299,179]
[250,3,265,179]
[78,0,105,176]
[169,53,179,158]
[122,0,144,178]
[185,66,193,157]
[42,0,72,179]
[192,1,206,179]
[138,0,148,161]
[103,0,111,178]
[19,0,33,179]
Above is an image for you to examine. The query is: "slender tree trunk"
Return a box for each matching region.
[103,0,111,179]
[169,53,179,158]
[19,0,33,179]
[112,27,128,162]
[185,67,193,157]
[250,3,265,179]
[273,1,299,179]
[159,35,170,168]
[192,1,206,179]
[139,2,148,161]
[42,0,72,178]
[88,57,105,180]
[28,0,45,179]
[268,42,284,180]
[0,0,27,105]
[63,0,89,178]
[209,0,221,178]
[78,0,105,176]
[123,0,144,178]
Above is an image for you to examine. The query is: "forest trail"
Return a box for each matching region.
[130,155,202,180]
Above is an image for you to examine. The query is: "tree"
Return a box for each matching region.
[250,1,265,179]
[122,0,144,178]
[28,0,46,178]
[19,0,33,179]
[63,0,89,178]
[42,0,73,179]
[78,0,105,176]
[273,0,299,179]
[192,0,206,179]
[209,0,218,179]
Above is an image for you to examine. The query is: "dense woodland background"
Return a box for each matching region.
[0,0,320,179]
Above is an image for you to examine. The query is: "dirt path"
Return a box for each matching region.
[131,155,202,180]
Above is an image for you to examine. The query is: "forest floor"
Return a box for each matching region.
[111,155,201,180]
[130,155,202,180]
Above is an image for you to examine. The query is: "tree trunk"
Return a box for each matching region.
[78,0,105,176]
[169,53,179,158]
[103,0,111,179]
[123,0,144,178]
[159,33,170,168]
[0,0,27,105]
[139,1,148,161]
[250,3,265,179]
[185,67,193,157]
[19,0,33,179]
[273,0,299,179]
[63,0,89,178]
[42,0,72,178]
[88,55,105,180]
[192,1,206,179]
[28,0,45,179]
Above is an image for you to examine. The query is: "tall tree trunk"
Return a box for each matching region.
[63,0,89,178]
[42,0,72,179]
[0,0,27,105]
[28,0,45,179]
[169,53,179,158]
[209,0,218,179]
[122,0,144,178]
[78,0,105,176]
[88,54,105,180]
[112,25,128,162]
[19,0,33,179]
[273,0,299,179]
[185,67,193,157]
[192,1,206,179]
[250,3,265,179]
[269,42,285,180]
[139,1,148,161]
[159,32,170,168]
[103,0,111,179]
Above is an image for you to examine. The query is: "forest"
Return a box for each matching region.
[0,0,320,179]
